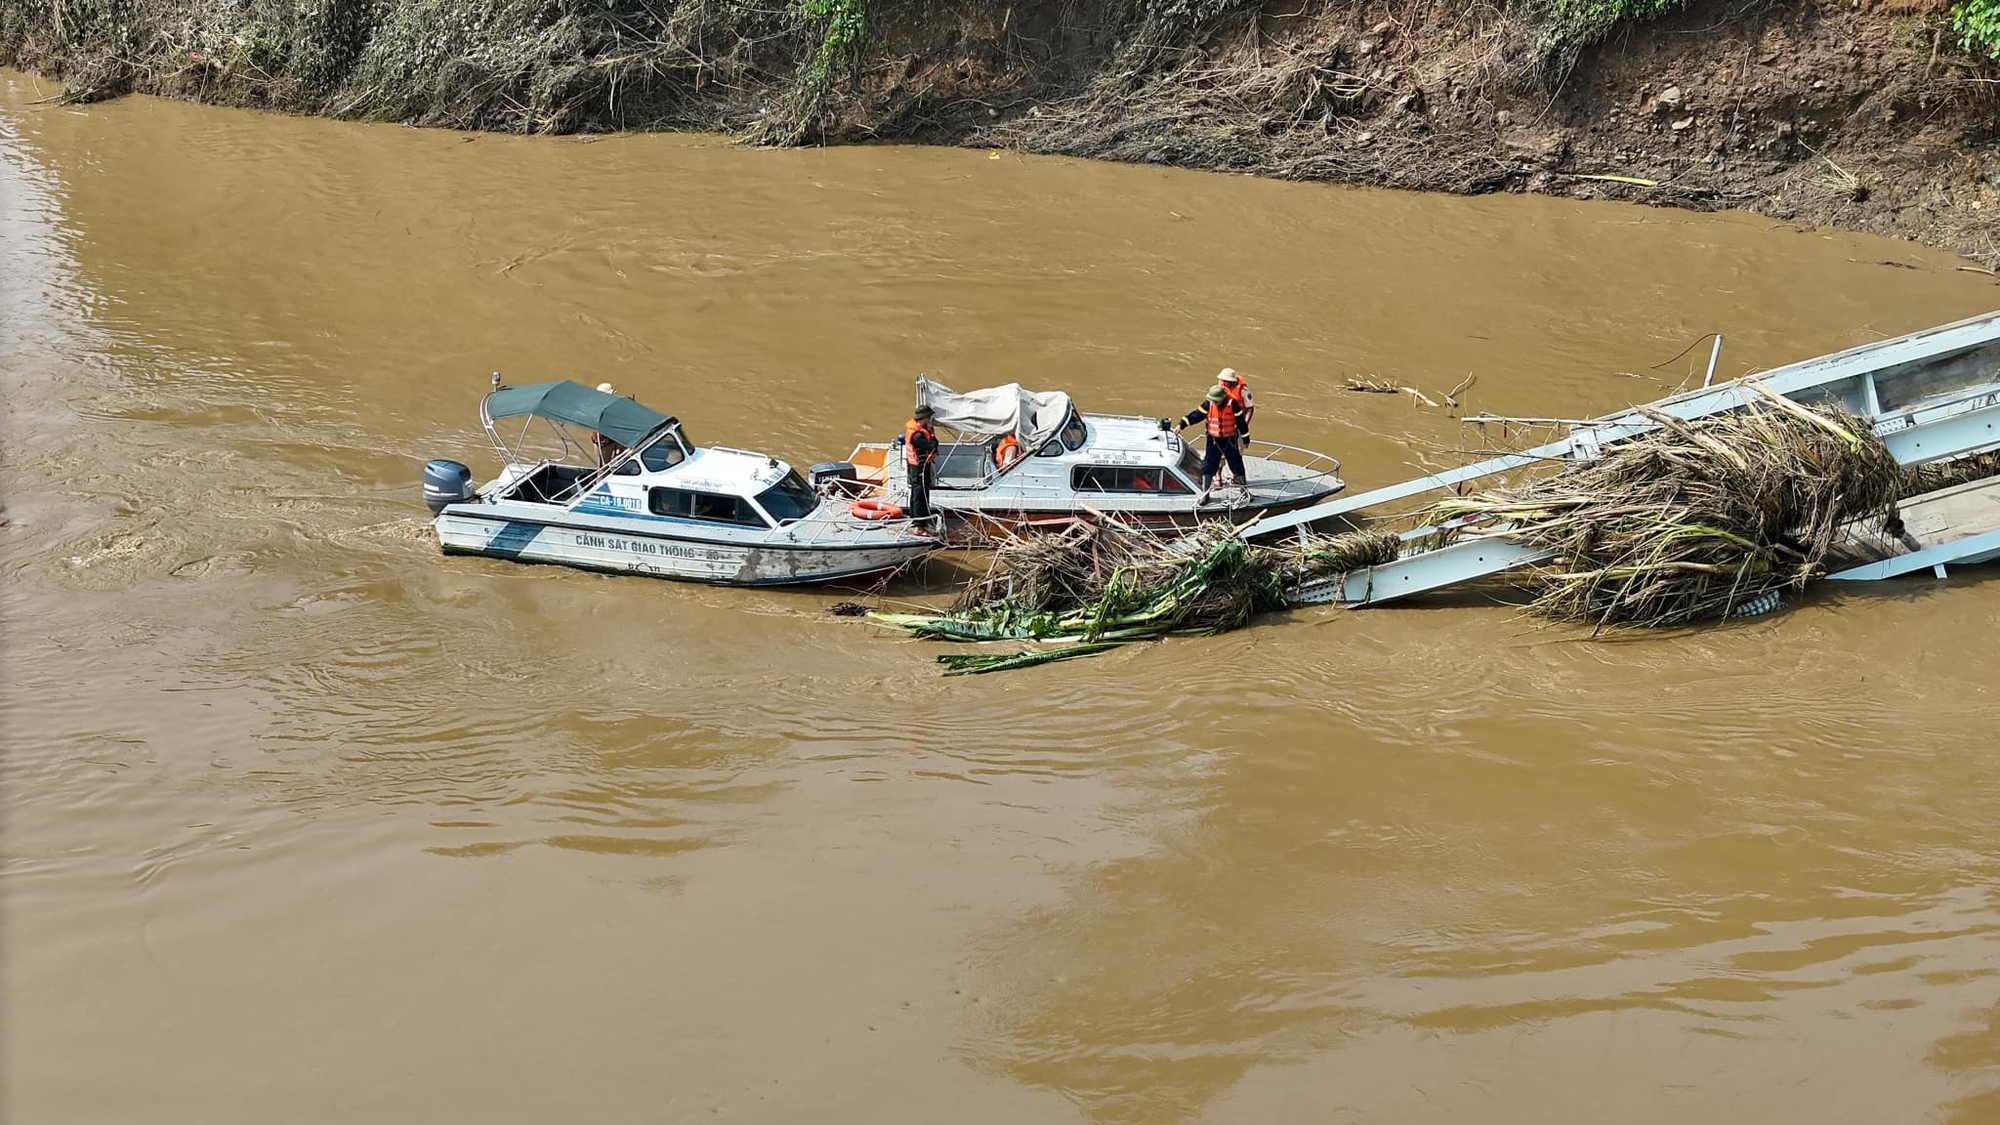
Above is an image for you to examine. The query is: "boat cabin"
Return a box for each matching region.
[575,431,825,533]
[479,380,823,534]
[842,376,1343,538]
[920,407,1204,497]
[430,377,939,585]
[849,379,1208,496]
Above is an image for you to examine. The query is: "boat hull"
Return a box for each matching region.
[921,482,1347,545]
[433,506,932,586]
[844,424,1345,546]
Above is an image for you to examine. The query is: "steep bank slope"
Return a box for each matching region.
[5,0,1997,267]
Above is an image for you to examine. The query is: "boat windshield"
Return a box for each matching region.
[639,431,691,472]
[756,470,821,523]
[1179,440,1203,480]
[1059,409,1088,451]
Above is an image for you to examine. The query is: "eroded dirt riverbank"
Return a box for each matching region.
[5,1,1999,267]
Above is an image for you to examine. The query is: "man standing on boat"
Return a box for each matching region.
[592,382,627,466]
[904,405,939,519]
[1216,368,1254,489]
[1171,386,1247,506]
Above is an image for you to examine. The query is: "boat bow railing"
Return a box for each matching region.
[1241,437,1343,480]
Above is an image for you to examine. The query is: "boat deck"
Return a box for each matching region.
[1829,476,2000,581]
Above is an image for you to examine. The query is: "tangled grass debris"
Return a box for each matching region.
[1424,389,1907,630]
[1904,449,2000,497]
[871,521,1399,675]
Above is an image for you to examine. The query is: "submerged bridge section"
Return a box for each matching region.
[1262,310,2000,608]
[1826,475,2000,582]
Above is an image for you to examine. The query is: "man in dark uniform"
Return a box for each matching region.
[1169,386,1246,506]
[903,405,939,519]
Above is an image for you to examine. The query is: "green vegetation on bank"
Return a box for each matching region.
[795,0,867,91]
[1539,0,1691,86]
[1956,0,2000,59]
[1537,0,1999,85]
[1546,0,1694,53]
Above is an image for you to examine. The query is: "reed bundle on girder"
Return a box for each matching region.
[1426,391,1905,628]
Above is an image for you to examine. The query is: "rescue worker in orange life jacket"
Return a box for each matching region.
[1168,386,1246,506]
[903,405,940,519]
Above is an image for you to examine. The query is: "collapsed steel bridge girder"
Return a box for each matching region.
[1267,310,2000,608]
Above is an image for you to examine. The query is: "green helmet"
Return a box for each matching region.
[1205,386,1227,402]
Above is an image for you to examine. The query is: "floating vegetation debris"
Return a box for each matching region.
[1298,527,1403,578]
[1344,374,1473,410]
[1343,377,1404,394]
[871,522,1399,675]
[1903,449,2000,498]
[1424,389,1906,629]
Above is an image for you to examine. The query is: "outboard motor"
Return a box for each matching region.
[422,459,476,516]
[809,461,861,498]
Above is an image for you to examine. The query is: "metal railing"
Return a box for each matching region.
[862,437,1342,500]
[1239,437,1343,479]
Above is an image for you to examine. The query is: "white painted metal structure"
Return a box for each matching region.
[1268,310,2000,607]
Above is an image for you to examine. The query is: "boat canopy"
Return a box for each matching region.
[917,376,1073,446]
[485,380,673,449]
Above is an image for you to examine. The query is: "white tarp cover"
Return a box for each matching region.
[916,377,1073,445]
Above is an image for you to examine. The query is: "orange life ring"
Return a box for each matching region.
[849,498,904,521]
[994,435,1022,469]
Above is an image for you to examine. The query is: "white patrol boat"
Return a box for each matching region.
[423,377,939,585]
[837,378,1345,543]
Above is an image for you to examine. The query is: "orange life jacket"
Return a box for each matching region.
[994,434,1022,468]
[1221,379,1249,409]
[904,418,935,466]
[1205,400,1238,439]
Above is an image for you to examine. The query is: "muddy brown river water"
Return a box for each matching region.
[5,70,2000,1123]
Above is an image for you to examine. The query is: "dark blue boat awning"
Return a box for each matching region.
[484,380,673,449]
